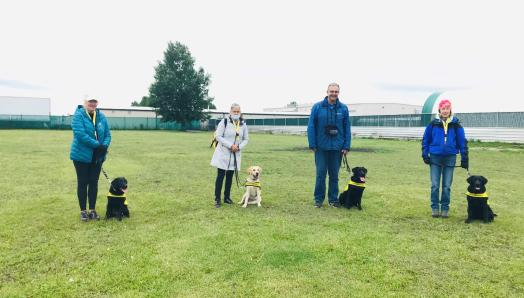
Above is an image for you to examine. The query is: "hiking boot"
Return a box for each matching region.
[314,202,322,208]
[224,198,233,204]
[89,210,100,221]
[80,211,89,222]
[441,210,449,218]
[431,210,440,218]
[329,202,341,208]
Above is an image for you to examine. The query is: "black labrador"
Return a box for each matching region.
[465,175,496,223]
[339,167,367,210]
[106,177,130,221]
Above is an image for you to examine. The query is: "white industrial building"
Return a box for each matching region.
[0,96,51,120]
[264,102,422,116]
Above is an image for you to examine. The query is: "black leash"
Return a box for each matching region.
[342,154,351,174]
[101,167,112,184]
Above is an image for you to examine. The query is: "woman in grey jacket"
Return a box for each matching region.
[210,103,249,208]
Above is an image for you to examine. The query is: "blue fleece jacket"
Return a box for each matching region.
[70,105,111,163]
[307,97,351,151]
[422,117,468,159]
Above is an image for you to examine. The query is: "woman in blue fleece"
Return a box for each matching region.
[70,99,111,221]
[422,99,468,218]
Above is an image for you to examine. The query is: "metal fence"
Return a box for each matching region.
[0,115,201,130]
[211,112,524,128]
[1,112,523,130]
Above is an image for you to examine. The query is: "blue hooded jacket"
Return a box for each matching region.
[422,116,468,159]
[307,97,351,151]
[70,105,111,163]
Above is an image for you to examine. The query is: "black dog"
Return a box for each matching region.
[465,175,496,223]
[106,177,129,221]
[339,167,367,210]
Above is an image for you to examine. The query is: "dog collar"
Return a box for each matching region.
[108,192,128,205]
[465,192,488,198]
[344,180,366,191]
[245,181,261,188]
[348,180,366,188]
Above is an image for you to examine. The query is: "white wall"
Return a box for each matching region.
[0,96,50,115]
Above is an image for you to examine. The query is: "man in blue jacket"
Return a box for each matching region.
[307,83,351,208]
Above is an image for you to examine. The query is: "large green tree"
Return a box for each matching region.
[131,96,154,107]
[148,42,215,127]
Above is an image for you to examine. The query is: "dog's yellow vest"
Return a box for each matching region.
[465,192,488,198]
[244,181,261,188]
[108,192,128,205]
[344,180,366,191]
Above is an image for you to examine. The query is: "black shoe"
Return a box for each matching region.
[214,199,221,208]
[80,211,89,222]
[432,210,440,218]
[89,210,100,220]
[329,202,341,208]
[314,202,322,208]
[224,198,233,204]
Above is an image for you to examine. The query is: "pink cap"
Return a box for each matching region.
[438,99,452,110]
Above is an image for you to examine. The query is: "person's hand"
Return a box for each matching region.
[310,147,316,152]
[423,156,430,165]
[96,144,107,155]
[231,144,239,152]
[461,157,469,169]
[342,149,348,156]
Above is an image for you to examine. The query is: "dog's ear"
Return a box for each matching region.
[352,167,358,174]
[362,168,368,175]
[247,166,253,174]
[467,176,473,184]
[481,176,488,185]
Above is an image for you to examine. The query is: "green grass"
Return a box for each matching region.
[1,130,523,297]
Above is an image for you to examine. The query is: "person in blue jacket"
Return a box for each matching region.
[422,99,468,218]
[70,99,111,221]
[307,83,351,208]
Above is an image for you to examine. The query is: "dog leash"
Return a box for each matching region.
[341,154,351,175]
[101,167,112,184]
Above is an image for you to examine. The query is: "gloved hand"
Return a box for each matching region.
[95,144,107,155]
[423,156,430,165]
[461,157,469,169]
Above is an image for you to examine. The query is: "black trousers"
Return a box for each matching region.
[73,161,103,210]
[214,169,234,201]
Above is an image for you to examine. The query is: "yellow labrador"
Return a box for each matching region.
[239,166,262,207]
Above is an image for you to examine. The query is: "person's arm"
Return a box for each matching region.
[307,105,317,150]
[421,125,432,164]
[343,107,351,151]
[216,119,233,149]
[71,111,99,148]
[239,124,249,150]
[101,114,111,147]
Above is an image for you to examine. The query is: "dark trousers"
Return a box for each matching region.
[214,169,234,202]
[73,161,103,210]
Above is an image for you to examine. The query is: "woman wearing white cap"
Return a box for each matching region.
[70,99,111,221]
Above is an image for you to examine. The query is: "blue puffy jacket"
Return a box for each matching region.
[70,105,111,163]
[422,116,468,159]
[307,97,351,151]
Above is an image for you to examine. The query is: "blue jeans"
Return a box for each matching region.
[429,155,456,212]
[314,150,342,204]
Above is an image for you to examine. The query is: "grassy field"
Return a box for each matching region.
[1,130,523,297]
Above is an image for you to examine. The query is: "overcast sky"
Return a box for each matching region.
[1,0,523,115]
